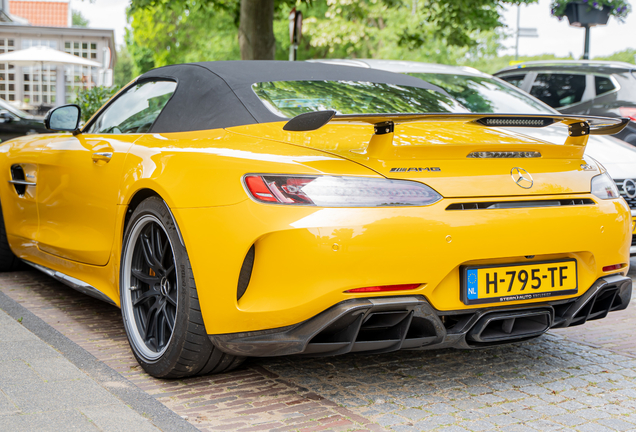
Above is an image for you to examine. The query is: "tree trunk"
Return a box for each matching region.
[239,0,276,60]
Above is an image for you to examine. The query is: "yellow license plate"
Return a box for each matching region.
[632,217,636,234]
[463,259,578,305]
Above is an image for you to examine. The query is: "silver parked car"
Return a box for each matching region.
[311,59,636,254]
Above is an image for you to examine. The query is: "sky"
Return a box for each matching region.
[70,0,129,47]
[500,0,636,59]
[71,0,635,60]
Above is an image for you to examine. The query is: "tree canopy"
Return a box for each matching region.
[126,0,540,75]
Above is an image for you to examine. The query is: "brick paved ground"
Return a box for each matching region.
[1,264,636,431]
[0,271,380,432]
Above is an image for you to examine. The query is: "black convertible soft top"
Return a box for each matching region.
[137,61,450,133]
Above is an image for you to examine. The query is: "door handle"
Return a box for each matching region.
[92,152,113,163]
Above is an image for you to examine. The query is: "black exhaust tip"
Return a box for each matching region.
[466,309,552,345]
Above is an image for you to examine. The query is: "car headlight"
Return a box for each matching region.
[243,174,442,207]
[591,172,619,200]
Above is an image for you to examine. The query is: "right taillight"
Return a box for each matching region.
[619,107,636,121]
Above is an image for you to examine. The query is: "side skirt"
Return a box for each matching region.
[22,260,116,306]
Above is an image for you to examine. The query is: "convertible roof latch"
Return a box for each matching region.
[568,121,590,137]
[374,121,394,135]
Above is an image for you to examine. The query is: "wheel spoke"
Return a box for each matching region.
[165,308,175,332]
[154,226,164,263]
[133,289,160,307]
[156,305,166,349]
[144,302,159,345]
[142,234,164,273]
[165,291,177,307]
[132,269,160,286]
[161,240,170,267]
[164,264,175,277]
[140,234,156,269]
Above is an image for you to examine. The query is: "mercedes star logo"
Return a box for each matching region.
[511,167,534,189]
[623,179,636,199]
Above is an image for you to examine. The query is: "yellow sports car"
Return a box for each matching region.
[0,61,632,378]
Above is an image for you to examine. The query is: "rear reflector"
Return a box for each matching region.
[346,283,421,293]
[602,264,625,272]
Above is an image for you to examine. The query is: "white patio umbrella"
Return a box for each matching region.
[0,45,101,68]
[0,46,102,108]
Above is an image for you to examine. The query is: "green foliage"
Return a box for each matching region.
[126,0,240,73]
[126,0,539,70]
[114,45,136,87]
[72,9,90,27]
[550,0,631,20]
[75,86,119,122]
[594,48,636,64]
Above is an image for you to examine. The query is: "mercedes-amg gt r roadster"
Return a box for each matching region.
[0,61,631,378]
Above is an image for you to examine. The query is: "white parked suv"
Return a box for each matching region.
[311,59,636,254]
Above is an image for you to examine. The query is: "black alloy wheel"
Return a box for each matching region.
[120,197,244,378]
[129,218,177,357]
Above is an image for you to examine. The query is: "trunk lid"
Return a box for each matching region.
[227,119,596,198]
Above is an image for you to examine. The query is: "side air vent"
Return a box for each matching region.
[446,199,595,211]
[236,245,255,301]
[10,164,26,196]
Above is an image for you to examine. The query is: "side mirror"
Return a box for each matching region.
[44,104,81,133]
[0,110,13,123]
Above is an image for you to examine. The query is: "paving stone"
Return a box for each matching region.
[596,417,636,431]
[80,404,160,431]
[0,379,120,413]
[456,420,495,431]
[0,389,19,416]
[396,408,429,421]
[0,409,99,431]
[0,360,42,386]
[27,357,87,382]
[575,423,616,432]
[551,413,587,427]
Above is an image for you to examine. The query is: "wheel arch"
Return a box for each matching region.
[123,188,162,237]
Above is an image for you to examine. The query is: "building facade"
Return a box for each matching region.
[0,0,115,110]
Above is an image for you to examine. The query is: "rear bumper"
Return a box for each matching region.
[210,275,632,357]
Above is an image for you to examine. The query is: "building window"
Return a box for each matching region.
[64,41,99,103]
[0,39,15,102]
[22,39,58,50]
[22,65,57,107]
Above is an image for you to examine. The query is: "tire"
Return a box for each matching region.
[120,197,244,378]
[0,202,25,272]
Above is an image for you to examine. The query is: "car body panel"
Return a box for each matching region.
[36,133,140,266]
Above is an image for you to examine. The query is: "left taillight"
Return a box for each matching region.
[243,174,442,207]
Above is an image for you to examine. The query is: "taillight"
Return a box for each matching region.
[243,175,442,207]
[619,107,636,121]
[345,284,422,293]
[602,264,625,272]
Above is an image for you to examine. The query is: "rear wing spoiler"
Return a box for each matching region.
[283,111,630,146]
